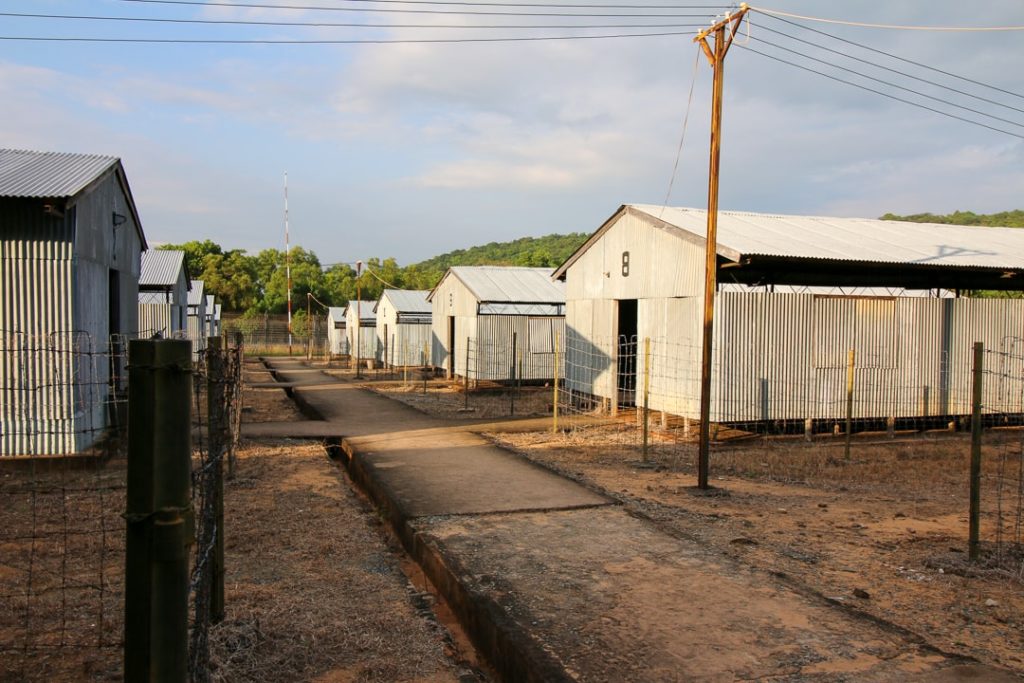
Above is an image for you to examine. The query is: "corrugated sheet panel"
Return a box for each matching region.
[347,300,375,323]
[0,149,118,198]
[379,289,431,314]
[188,279,205,306]
[630,204,1024,270]
[471,315,565,381]
[379,323,432,366]
[446,266,565,304]
[138,303,173,338]
[1,205,79,454]
[139,249,185,287]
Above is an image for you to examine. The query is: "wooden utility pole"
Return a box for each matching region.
[694,4,748,490]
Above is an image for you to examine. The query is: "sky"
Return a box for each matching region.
[2,1,1022,266]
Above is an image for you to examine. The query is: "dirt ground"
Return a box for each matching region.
[208,438,465,683]
[486,423,1024,676]
[372,381,553,420]
[0,374,471,683]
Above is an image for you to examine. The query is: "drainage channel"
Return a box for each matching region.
[262,366,496,682]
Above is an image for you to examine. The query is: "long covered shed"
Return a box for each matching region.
[428,266,565,381]
[1,149,147,455]
[137,249,190,338]
[554,204,1024,425]
[375,289,432,368]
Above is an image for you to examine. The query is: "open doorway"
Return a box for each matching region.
[447,316,456,378]
[616,299,637,407]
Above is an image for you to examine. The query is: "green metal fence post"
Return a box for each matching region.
[125,339,193,683]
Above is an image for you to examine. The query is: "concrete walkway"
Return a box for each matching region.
[254,358,1016,683]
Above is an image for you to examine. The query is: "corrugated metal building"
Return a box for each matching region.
[137,249,190,338]
[375,289,432,367]
[0,148,147,455]
[205,294,216,337]
[554,204,1024,423]
[213,303,222,338]
[326,307,348,356]
[427,266,566,381]
[187,279,207,357]
[346,300,378,363]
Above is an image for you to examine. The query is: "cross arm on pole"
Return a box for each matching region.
[694,3,749,65]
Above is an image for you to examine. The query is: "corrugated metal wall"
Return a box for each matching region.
[2,173,142,456]
[0,202,77,455]
[380,323,432,366]
[566,291,1024,423]
[472,315,565,381]
[138,302,173,338]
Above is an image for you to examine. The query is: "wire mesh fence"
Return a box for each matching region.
[0,334,244,681]
[551,334,1024,572]
[0,332,129,681]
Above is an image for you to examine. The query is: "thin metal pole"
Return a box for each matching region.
[354,261,363,378]
[845,348,855,460]
[552,331,560,433]
[969,341,984,561]
[642,337,651,463]
[464,336,470,410]
[510,332,517,416]
[285,172,292,356]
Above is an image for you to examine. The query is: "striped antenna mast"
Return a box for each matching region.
[285,172,292,355]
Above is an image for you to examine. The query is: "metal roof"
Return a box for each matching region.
[0,149,119,198]
[214,304,222,320]
[376,289,431,314]
[632,204,1024,269]
[347,300,376,322]
[205,295,215,318]
[430,266,565,304]
[188,280,205,306]
[327,306,346,322]
[140,250,186,288]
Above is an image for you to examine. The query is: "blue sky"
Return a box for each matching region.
[2,1,1022,265]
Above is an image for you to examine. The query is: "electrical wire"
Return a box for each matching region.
[0,12,705,30]
[757,13,1024,103]
[753,22,1024,115]
[112,0,719,18]
[748,35,1024,129]
[749,6,1024,32]
[659,46,702,219]
[363,266,403,290]
[0,31,694,44]
[117,0,724,10]
[736,43,1024,140]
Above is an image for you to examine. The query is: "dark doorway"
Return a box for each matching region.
[447,316,456,378]
[617,299,638,407]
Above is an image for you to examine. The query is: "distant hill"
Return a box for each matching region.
[411,232,589,272]
[881,210,1024,228]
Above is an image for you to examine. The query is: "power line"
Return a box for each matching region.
[0,11,706,30]
[753,23,1024,116]
[113,0,720,18]
[748,35,1024,129]
[660,46,702,217]
[749,5,1024,32]
[0,30,693,44]
[757,13,1024,103]
[117,0,723,10]
[736,44,1024,140]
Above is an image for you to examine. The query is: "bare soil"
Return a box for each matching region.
[208,438,463,683]
[1,380,468,683]
[372,382,553,420]
[486,424,1024,675]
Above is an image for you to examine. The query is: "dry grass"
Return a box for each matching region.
[373,382,553,420]
[207,440,459,683]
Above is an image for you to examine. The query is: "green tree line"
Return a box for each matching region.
[156,232,587,314]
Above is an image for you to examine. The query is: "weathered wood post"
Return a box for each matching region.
[125,339,193,683]
[464,336,470,410]
[207,337,226,624]
[969,341,983,561]
[845,349,855,461]
[510,332,517,416]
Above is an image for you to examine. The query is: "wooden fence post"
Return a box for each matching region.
[844,349,855,460]
[969,341,983,561]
